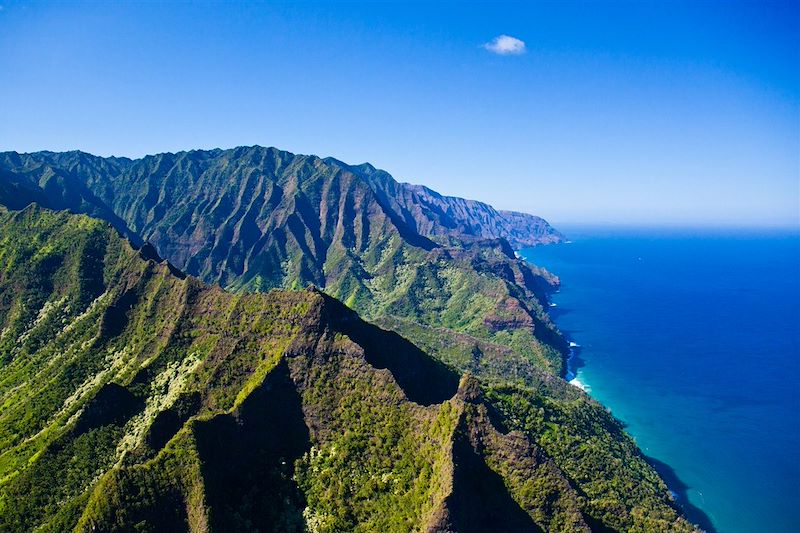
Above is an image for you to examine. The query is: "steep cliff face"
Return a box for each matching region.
[0,206,697,532]
[0,147,562,286]
[0,147,568,378]
[334,160,564,248]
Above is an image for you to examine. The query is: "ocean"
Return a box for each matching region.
[520,228,800,533]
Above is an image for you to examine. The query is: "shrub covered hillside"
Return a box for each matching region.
[0,147,567,381]
[0,205,698,532]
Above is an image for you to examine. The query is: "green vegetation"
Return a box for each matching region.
[485,385,697,532]
[0,146,701,531]
[0,206,699,531]
[0,205,315,531]
[0,147,568,381]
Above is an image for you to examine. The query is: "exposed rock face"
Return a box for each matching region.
[0,206,699,532]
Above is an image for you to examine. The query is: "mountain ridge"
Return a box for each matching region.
[0,146,569,380]
[336,160,564,249]
[0,204,697,532]
[0,145,564,249]
[4,146,563,251]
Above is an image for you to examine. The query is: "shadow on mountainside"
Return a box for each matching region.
[645,455,718,533]
[443,429,544,533]
[193,361,310,532]
[319,292,460,406]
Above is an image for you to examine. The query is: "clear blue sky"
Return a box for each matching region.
[1,1,797,227]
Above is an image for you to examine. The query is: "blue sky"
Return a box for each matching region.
[1,1,797,227]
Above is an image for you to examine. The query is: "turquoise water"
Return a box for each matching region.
[521,229,800,533]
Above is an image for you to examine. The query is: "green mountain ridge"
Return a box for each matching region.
[0,147,567,380]
[0,205,697,532]
[322,159,563,249]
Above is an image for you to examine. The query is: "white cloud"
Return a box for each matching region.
[483,35,526,55]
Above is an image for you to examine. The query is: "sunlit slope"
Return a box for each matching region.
[0,206,696,532]
[0,147,567,377]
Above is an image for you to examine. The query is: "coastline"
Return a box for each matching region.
[514,235,800,533]
[543,270,591,394]
[522,243,716,532]
[548,292,714,532]
[565,341,590,393]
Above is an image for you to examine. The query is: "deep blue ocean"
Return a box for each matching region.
[521,228,800,533]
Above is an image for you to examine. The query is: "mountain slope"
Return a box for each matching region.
[0,147,568,378]
[0,206,696,532]
[337,160,564,248]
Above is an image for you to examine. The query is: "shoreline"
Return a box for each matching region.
[522,244,720,533]
[564,341,590,392]
[545,283,715,530]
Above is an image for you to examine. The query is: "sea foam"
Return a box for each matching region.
[569,377,590,392]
